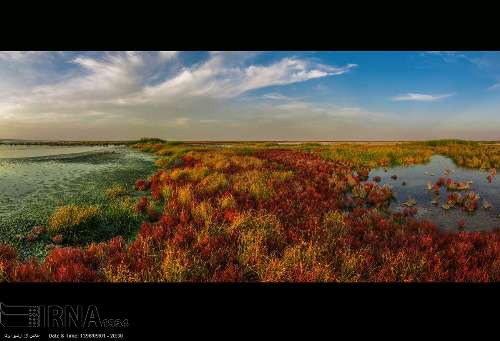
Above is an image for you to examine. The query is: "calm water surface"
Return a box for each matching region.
[370,155,500,231]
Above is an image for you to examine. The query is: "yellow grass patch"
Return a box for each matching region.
[48,204,100,235]
[177,185,194,206]
[198,172,229,194]
[191,201,214,227]
[105,184,126,199]
[218,193,236,209]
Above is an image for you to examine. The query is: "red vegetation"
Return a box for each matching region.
[52,234,64,244]
[25,225,47,242]
[437,177,446,187]
[135,179,149,191]
[0,244,17,260]
[146,206,161,222]
[32,226,46,235]
[1,149,499,282]
[135,196,149,213]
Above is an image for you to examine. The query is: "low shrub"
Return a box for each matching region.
[48,205,100,243]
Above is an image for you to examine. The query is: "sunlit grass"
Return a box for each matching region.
[3,140,500,282]
[48,204,100,236]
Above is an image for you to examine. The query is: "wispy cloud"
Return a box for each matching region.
[488,83,500,91]
[391,93,454,102]
[422,51,470,63]
[142,56,357,99]
[0,51,360,139]
[262,93,292,101]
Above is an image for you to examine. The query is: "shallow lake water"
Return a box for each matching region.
[369,155,500,231]
[0,145,156,253]
[0,144,120,159]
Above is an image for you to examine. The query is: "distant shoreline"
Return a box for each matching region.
[0,140,133,146]
[2,139,500,146]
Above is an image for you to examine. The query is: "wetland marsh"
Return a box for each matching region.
[1,140,499,282]
[0,145,156,258]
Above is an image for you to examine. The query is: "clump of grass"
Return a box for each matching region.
[177,185,194,206]
[47,196,143,245]
[48,205,100,242]
[155,157,171,168]
[105,184,127,199]
[198,172,229,195]
[171,166,210,182]
[318,144,433,168]
[214,160,231,171]
[160,184,175,202]
[188,166,210,182]
[102,264,140,283]
[191,201,214,227]
[170,168,189,181]
[218,192,236,209]
[323,210,349,236]
[233,170,274,200]
[229,155,264,169]
[249,182,273,200]
[161,247,191,282]
[102,197,140,230]
[229,212,284,276]
[155,156,184,169]
[272,170,294,183]
[262,243,333,282]
[48,205,100,234]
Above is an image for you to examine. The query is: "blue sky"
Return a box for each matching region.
[1,51,500,140]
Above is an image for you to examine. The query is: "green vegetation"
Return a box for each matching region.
[420,139,480,147]
[1,139,500,282]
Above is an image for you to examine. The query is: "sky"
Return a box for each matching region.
[1,51,500,141]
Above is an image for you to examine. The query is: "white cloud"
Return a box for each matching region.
[158,51,178,61]
[341,107,362,111]
[0,51,48,62]
[262,93,292,101]
[391,93,454,102]
[488,83,500,90]
[142,55,357,99]
[0,51,361,139]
